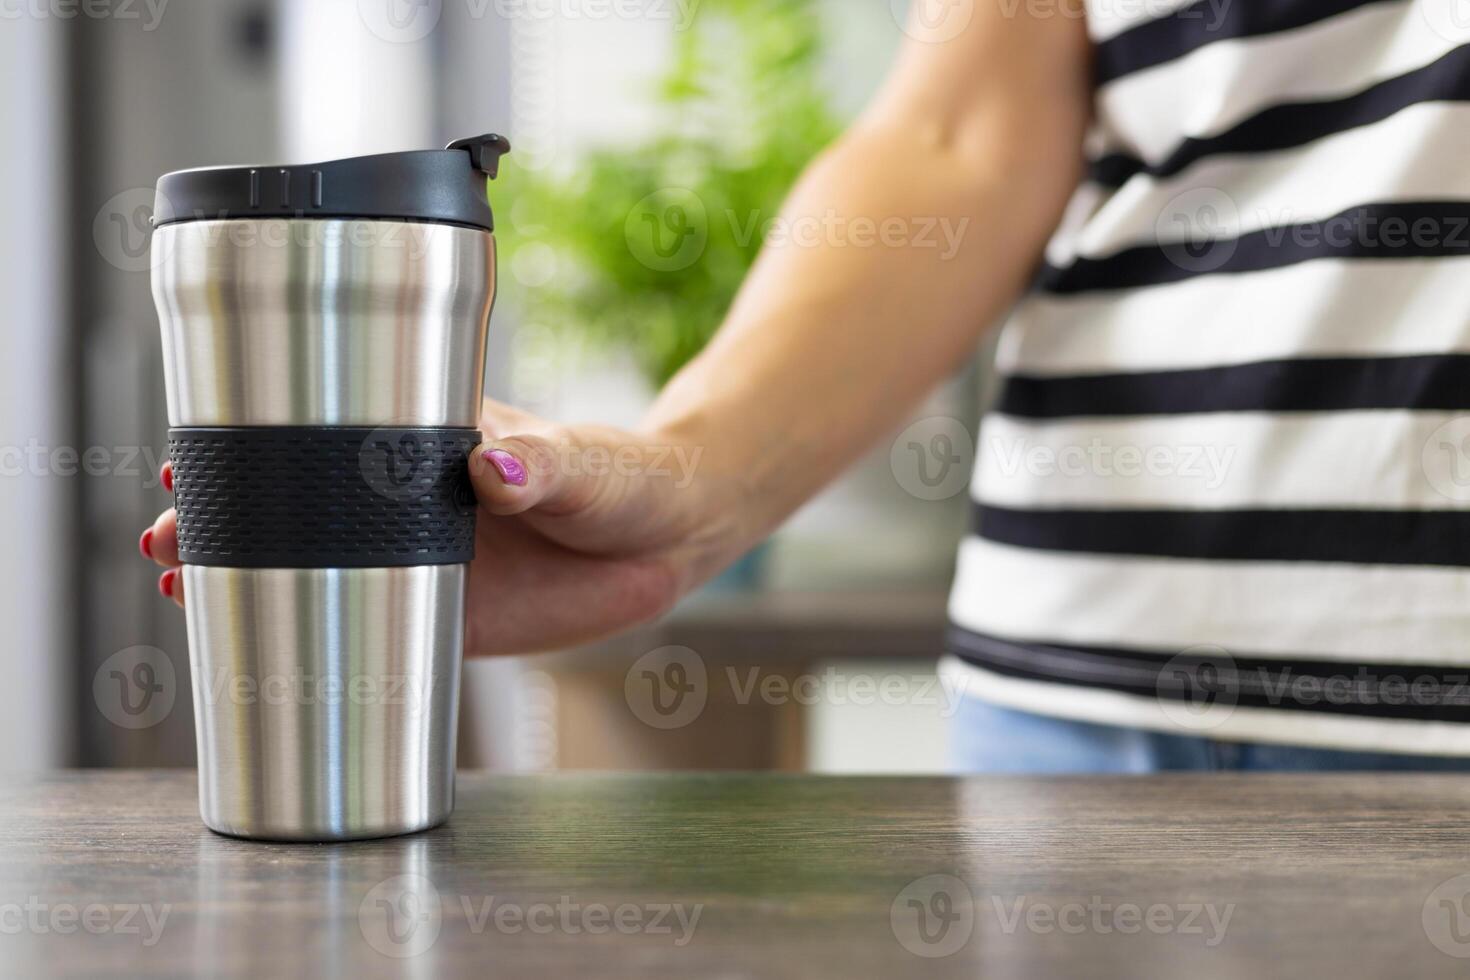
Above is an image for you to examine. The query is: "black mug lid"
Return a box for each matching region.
[152,134,511,232]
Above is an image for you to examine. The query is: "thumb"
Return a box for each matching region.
[469,434,575,517]
[468,428,706,556]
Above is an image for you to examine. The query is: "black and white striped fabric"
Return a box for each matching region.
[944,0,1470,753]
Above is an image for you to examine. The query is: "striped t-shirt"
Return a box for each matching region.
[943,0,1470,754]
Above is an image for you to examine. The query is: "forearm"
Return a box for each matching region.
[642,111,1084,555]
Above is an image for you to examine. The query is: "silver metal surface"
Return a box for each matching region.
[183,564,467,841]
[154,215,493,840]
[152,219,494,428]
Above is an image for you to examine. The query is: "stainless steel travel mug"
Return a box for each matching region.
[150,135,509,841]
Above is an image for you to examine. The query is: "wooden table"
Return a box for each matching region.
[4,771,1470,978]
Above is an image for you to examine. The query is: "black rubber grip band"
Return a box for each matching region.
[169,426,481,568]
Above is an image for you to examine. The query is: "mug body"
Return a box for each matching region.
[152,217,494,841]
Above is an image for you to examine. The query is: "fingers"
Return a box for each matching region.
[142,460,184,607]
[158,567,185,609]
[464,518,682,656]
[479,397,558,440]
[142,509,181,568]
[140,512,184,609]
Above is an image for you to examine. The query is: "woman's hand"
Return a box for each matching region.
[139,398,744,656]
[140,2,1090,656]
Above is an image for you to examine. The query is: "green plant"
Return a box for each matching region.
[497,0,842,389]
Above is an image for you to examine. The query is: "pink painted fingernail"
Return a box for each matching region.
[139,529,154,560]
[159,569,178,599]
[483,449,527,487]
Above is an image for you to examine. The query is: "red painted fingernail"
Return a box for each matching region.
[158,569,177,599]
[161,463,174,493]
[483,449,528,487]
[139,529,154,560]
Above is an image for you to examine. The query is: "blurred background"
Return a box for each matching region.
[0,0,986,774]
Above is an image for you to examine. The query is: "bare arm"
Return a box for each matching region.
[645,4,1092,573]
[145,5,1092,653]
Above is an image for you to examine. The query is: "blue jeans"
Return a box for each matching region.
[950,698,1470,773]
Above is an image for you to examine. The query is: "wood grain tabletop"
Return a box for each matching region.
[3,771,1470,978]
